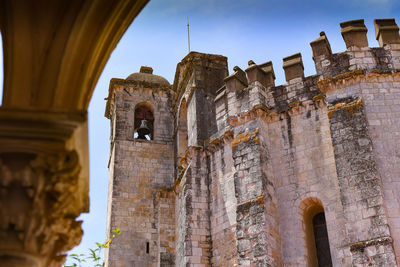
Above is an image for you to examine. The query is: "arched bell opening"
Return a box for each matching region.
[134,102,154,140]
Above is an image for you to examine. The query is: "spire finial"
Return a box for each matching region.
[187,17,191,53]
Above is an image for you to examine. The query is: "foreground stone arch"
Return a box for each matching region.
[0,0,149,266]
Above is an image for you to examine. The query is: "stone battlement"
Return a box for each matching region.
[213,18,400,136]
[224,18,400,87]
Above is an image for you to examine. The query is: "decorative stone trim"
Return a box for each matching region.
[349,237,393,252]
[317,69,400,94]
[232,129,259,148]
[327,98,363,118]
[226,95,327,128]
[0,150,83,266]
[237,195,265,208]
[227,104,270,127]
[205,129,234,153]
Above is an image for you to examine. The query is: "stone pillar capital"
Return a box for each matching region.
[0,108,89,267]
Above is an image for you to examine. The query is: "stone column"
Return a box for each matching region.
[0,109,89,267]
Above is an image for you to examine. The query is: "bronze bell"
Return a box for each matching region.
[137,119,151,139]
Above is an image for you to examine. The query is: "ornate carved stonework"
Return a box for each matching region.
[0,150,83,266]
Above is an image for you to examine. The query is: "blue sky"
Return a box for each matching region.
[1,0,400,265]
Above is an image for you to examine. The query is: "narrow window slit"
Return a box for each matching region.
[312,212,332,267]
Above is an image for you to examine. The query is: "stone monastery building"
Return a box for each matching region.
[105,19,400,266]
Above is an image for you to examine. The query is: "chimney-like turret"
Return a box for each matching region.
[374,18,400,47]
[340,19,368,48]
[283,53,304,82]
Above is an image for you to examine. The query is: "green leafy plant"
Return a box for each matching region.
[64,228,121,267]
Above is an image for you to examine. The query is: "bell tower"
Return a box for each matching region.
[104,66,176,266]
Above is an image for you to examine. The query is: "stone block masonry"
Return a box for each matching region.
[105,75,176,267]
[232,125,280,266]
[328,99,395,266]
[175,148,212,266]
[105,18,400,266]
[321,70,400,265]
[208,138,238,267]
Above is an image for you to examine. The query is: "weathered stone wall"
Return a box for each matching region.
[172,52,228,147]
[267,107,347,266]
[208,141,238,267]
[158,190,176,266]
[175,148,212,266]
[232,122,280,266]
[361,75,400,264]
[315,21,400,263]
[173,52,229,267]
[219,71,349,266]
[322,71,400,265]
[328,99,394,266]
[207,18,400,266]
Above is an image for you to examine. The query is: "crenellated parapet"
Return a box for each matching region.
[310,31,332,59]
[246,60,275,88]
[340,19,369,48]
[215,53,320,135]
[211,18,400,139]
[374,18,400,47]
[283,53,304,82]
[313,18,400,79]
[225,66,248,90]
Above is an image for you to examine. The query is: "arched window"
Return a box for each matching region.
[134,103,154,140]
[301,197,333,267]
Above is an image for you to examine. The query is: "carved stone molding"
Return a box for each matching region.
[0,150,83,267]
[0,108,89,267]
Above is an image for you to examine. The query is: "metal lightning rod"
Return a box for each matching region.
[187,17,191,53]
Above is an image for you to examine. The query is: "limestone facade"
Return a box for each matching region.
[105,19,400,266]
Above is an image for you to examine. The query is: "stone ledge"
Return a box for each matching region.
[349,236,393,252]
[327,98,363,118]
[231,129,259,148]
[317,69,400,94]
[226,95,327,128]
[205,129,234,153]
[237,195,265,209]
